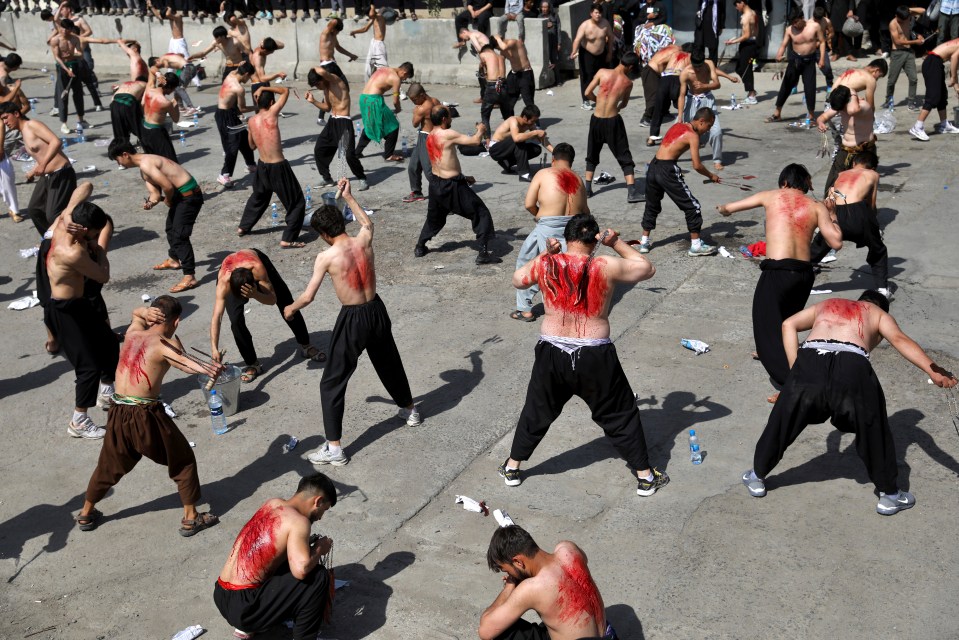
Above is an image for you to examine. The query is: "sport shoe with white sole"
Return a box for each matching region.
[743,95,758,105]
[498,460,522,486]
[96,392,115,409]
[908,125,929,141]
[60,123,71,134]
[398,406,421,426]
[77,119,91,129]
[638,240,651,254]
[307,442,350,466]
[637,468,669,496]
[876,490,915,515]
[742,469,766,497]
[688,243,718,257]
[217,174,235,188]
[356,179,369,191]
[936,121,959,134]
[68,415,106,439]
[820,248,838,263]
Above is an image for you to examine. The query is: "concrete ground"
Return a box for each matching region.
[1,60,958,640]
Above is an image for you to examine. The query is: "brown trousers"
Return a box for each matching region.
[85,402,201,507]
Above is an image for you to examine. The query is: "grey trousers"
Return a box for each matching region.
[497,13,525,40]
[938,12,959,45]
[885,49,917,103]
[408,130,433,194]
[681,92,723,165]
[514,215,571,312]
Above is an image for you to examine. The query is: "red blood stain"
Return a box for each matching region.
[675,52,690,66]
[233,504,280,585]
[778,190,811,234]
[426,132,442,164]
[221,250,259,275]
[599,75,612,96]
[822,298,865,339]
[839,69,855,80]
[134,59,147,78]
[343,246,372,291]
[833,171,857,192]
[217,82,231,100]
[538,254,608,333]
[142,91,165,118]
[118,335,153,391]
[556,169,580,195]
[556,555,604,626]
[45,238,55,272]
[663,123,691,147]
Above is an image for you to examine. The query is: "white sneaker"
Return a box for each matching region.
[49,107,60,117]
[356,179,369,191]
[820,249,838,264]
[307,443,350,466]
[60,123,71,134]
[77,119,91,128]
[68,415,106,439]
[936,121,959,134]
[909,125,929,141]
[398,406,421,427]
[217,174,235,187]
[95,105,103,112]
[581,100,592,111]
[638,240,651,254]
[743,95,758,105]
[878,287,892,300]
[96,392,115,409]
[876,490,915,515]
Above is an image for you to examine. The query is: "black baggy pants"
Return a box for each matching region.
[585,113,634,174]
[753,347,899,495]
[640,64,660,121]
[238,159,305,244]
[752,258,815,387]
[27,164,77,235]
[47,297,119,408]
[356,127,399,159]
[649,74,680,137]
[320,295,413,442]
[418,175,495,247]
[57,60,102,124]
[775,52,817,113]
[165,191,203,276]
[140,123,178,163]
[226,249,311,365]
[407,130,433,193]
[110,99,142,146]
[480,80,513,137]
[810,201,888,289]
[506,69,535,112]
[314,115,367,181]
[735,40,758,94]
[578,46,607,100]
[215,107,256,178]
[489,136,541,177]
[641,158,702,233]
[509,341,651,472]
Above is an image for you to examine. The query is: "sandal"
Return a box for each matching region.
[386,154,405,162]
[510,310,536,322]
[179,512,219,537]
[299,345,327,362]
[241,363,262,383]
[763,115,782,123]
[410,11,418,20]
[9,211,24,223]
[280,241,306,249]
[76,509,102,531]
[153,258,181,271]
[169,279,199,293]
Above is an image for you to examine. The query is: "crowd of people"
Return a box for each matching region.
[3,1,958,638]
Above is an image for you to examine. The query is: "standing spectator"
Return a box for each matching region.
[540,1,560,71]
[467,0,493,36]
[640,0,667,28]
[695,0,725,62]
[830,0,854,60]
[886,5,925,110]
[939,0,959,45]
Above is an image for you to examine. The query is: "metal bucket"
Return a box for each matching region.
[196,365,242,417]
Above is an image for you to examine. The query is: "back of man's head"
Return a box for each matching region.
[828,84,852,111]
[867,58,888,76]
[690,49,706,67]
[107,138,137,160]
[4,53,22,70]
[552,142,575,164]
[620,51,639,70]
[237,61,255,77]
[163,71,180,89]
[256,90,275,111]
[330,17,343,31]
[307,68,321,87]
[71,201,108,231]
[693,106,715,122]
[813,5,825,20]
[859,289,890,311]
[851,150,878,169]
[520,104,540,121]
[151,294,183,322]
[398,61,414,77]
[0,101,21,117]
[229,267,256,299]
[310,204,346,238]
[778,163,812,193]
[262,37,278,52]
[895,5,911,20]
[430,105,450,126]
[297,472,338,507]
[564,213,600,245]
[407,82,425,101]
[487,525,540,571]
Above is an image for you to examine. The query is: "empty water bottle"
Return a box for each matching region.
[179,130,186,147]
[355,121,363,138]
[193,112,199,127]
[689,429,702,464]
[804,116,812,129]
[270,202,280,227]
[401,136,408,157]
[61,137,69,150]
[209,389,229,435]
[282,436,299,453]
[730,93,737,109]
[76,122,84,143]
[305,185,312,211]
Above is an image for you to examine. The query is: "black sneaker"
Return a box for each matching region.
[414,243,429,257]
[475,249,495,264]
[636,468,669,496]
[586,186,594,198]
[403,191,425,203]
[498,460,522,486]
[639,118,651,127]
[627,186,645,203]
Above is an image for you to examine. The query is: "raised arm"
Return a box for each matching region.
[350,18,374,36]
[816,199,843,250]
[604,231,655,284]
[339,178,373,242]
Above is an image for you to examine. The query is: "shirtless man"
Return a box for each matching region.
[810,151,888,296]
[141,71,180,162]
[415,106,496,264]
[500,213,668,495]
[830,58,887,109]
[492,34,535,112]
[107,140,203,294]
[647,46,691,144]
[249,37,286,96]
[149,53,200,115]
[286,179,420,467]
[109,77,146,147]
[307,66,368,190]
[148,4,190,60]
[909,38,959,140]
[0,52,21,88]
[317,18,360,123]
[351,4,389,80]
[886,6,926,109]
[717,163,843,401]
[454,28,491,104]
[583,51,641,202]
[403,82,440,203]
[225,12,253,55]
[743,290,957,515]
[571,4,613,110]
[510,142,587,322]
[355,62,414,162]
[76,296,222,536]
[50,19,110,134]
[0,103,77,234]
[215,474,336,640]
[39,183,117,439]
[117,39,148,83]
[488,105,551,181]
[727,0,760,103]
[767,11,826,123]
[211,249,325,385]
[478,43,510,135]
[639,43,678,126]
[816,85,877,194]
[53,2,100,96]
[190,26,252,82]
[238,86,307,248]
[677,50,740,170]
[214,62,257,188]
[479,526,619,640]
[640,108,720,256]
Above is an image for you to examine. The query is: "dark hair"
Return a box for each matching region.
[479,43,494,53]
[430,105,450,125]
[851,150,878,169]
[151,294,183,321]
[552,141,575,163]
[590,2,602,13]
[487,525,540,571]
[407,82,425,100]
[162,71,180,89]
[867,58,888,76]
[130,41,142,53]
[828,84,851,111]
[310,204,346,237]
[229,267,256,298]
[213,25,228,38]
[520,104,540,121]
[813,5,825,19]
[71,201,108,231]
[398,61,414,77]
[307,68,322,87]
[237,61,255,77]
[41,8,53,19]
[0,101,21,115]
[3,53,21,69]
[148,56,159,68]
[107,138,137,160]
[60,17,75,30]
[895,5,911,20]
[297,472,338,507]
[690,50,706,66]
[135,74,148,82]
[222,9,236,22]
[778,163,812,193]
[681,42,693,53]
[262,37,277,52]
[256,90,275,110]
[329,17,343,31]
[693,106,715,121]
[789,10,804,24]
[620,51,639,69]
[859,289,890,311]
[564,213,600,244]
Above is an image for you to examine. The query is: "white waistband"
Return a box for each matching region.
[802,340,869,359]
[540,335,611,354]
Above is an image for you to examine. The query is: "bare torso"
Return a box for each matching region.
[931,38,959,58]
[413,97,440,132]
[532,166,587,218]
[805,298,882,351]
[140,153,193,192]
[53,33,83,61]
[527,251,613,339]
[218,75,244,109]
[789,21,822,56]
[320,73,351,116]
[592,68,631,118]
[663,49,690,76]
[830,167,877,205]
[501,39,531,71]
[115,328,174,398]
[426,128,463,178]
[249,110,284,162]
[763,188,822,261]
[656,123,694,160]
[219,499,297,588]
[683,61,720,96]
[740,7,757,39]
[479,49,506,81]
[142,87,174,125]
[646,44,677,73]
[46,225,92,300]
[578,18,610,56]
[22,121,69,173]
[838,100,874,147]
[324,237,377,306]
[362,66,397,95]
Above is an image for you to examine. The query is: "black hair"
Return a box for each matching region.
[135,74,148,83]
[789,10,804,24]
[859,289,890,311]
[398,61,414,77]
[41,8,53,19]
[262,37,277,52]
[590,2,602,13]
[867,58,888,76]
[151,294,183,321]
[107,138,137,160]
[564,213,600,244]
[229,267,256,299]
[213,25,228,39]
[61,18,79,34]
[479,43,494,53]
[310,204,346,238]
[256,90,275,110]
[487,525,540,571]
[307,68,321,87]
[520,104,540,121]
[329,17,343,31]
[3,53,21,69]
[851,150,878,169]
[71,201,108,231]
[148,56,159,68]
[0,101,21,115]
[693,106,715,121]
[828,84,851,111]
[813,5,825,19]
[430,105,450,125]
[297,472,338,507]
[237,61,255,77]
[552,141,575,164]
[620,51,639,69]
[778,163,812,193]
[691,50,706,66]
[895,5,911,20]
[162,71,180,89]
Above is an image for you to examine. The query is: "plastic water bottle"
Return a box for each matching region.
[401,136,408,157]
[689,429,702,464]
[179,130,186,147]
[801,94,806,107]
[192,112,199,127]
[804,116,812,129]
[61,137,69,150]
[355,121,363,138]
[282,436,299,453]
[208,389,229,435]
[270,202,280,227]
[305,185,312,211]
[76,122,84,143]
[730,93,737,109]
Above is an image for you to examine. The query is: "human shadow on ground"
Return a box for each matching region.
[704,218,760,239]
[0,494,85,583]
[0,275,34,304]
[815,255,906,290]
[606,603,646,640]
[876,162,909,178]
[0,358,73,400]
[635,391,732,466]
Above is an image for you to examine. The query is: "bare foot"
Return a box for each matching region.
[153,258,181,271]
[767,392,780,404]
[713,163,725,171]
[169,277,199,293]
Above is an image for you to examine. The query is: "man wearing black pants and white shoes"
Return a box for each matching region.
[306,66,368,190]
[285,179,420,467]
[727,0,760,104]
[488,105,551,182]
[237,86,307,248]
[570,4,612,110]
[908,38,959,140]
[214,62,256,189]
[766,11,825,124]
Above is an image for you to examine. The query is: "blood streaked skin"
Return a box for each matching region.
[118,335,153,392]
[555,555,604,627]
[220,250,260,275]
[343,245,373,291]
[556,169,580,195]
[231,503,281,586]
[821,298,866,339]
[776,189,813,234]
[426,131,443,164]
[662,123,691,148]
